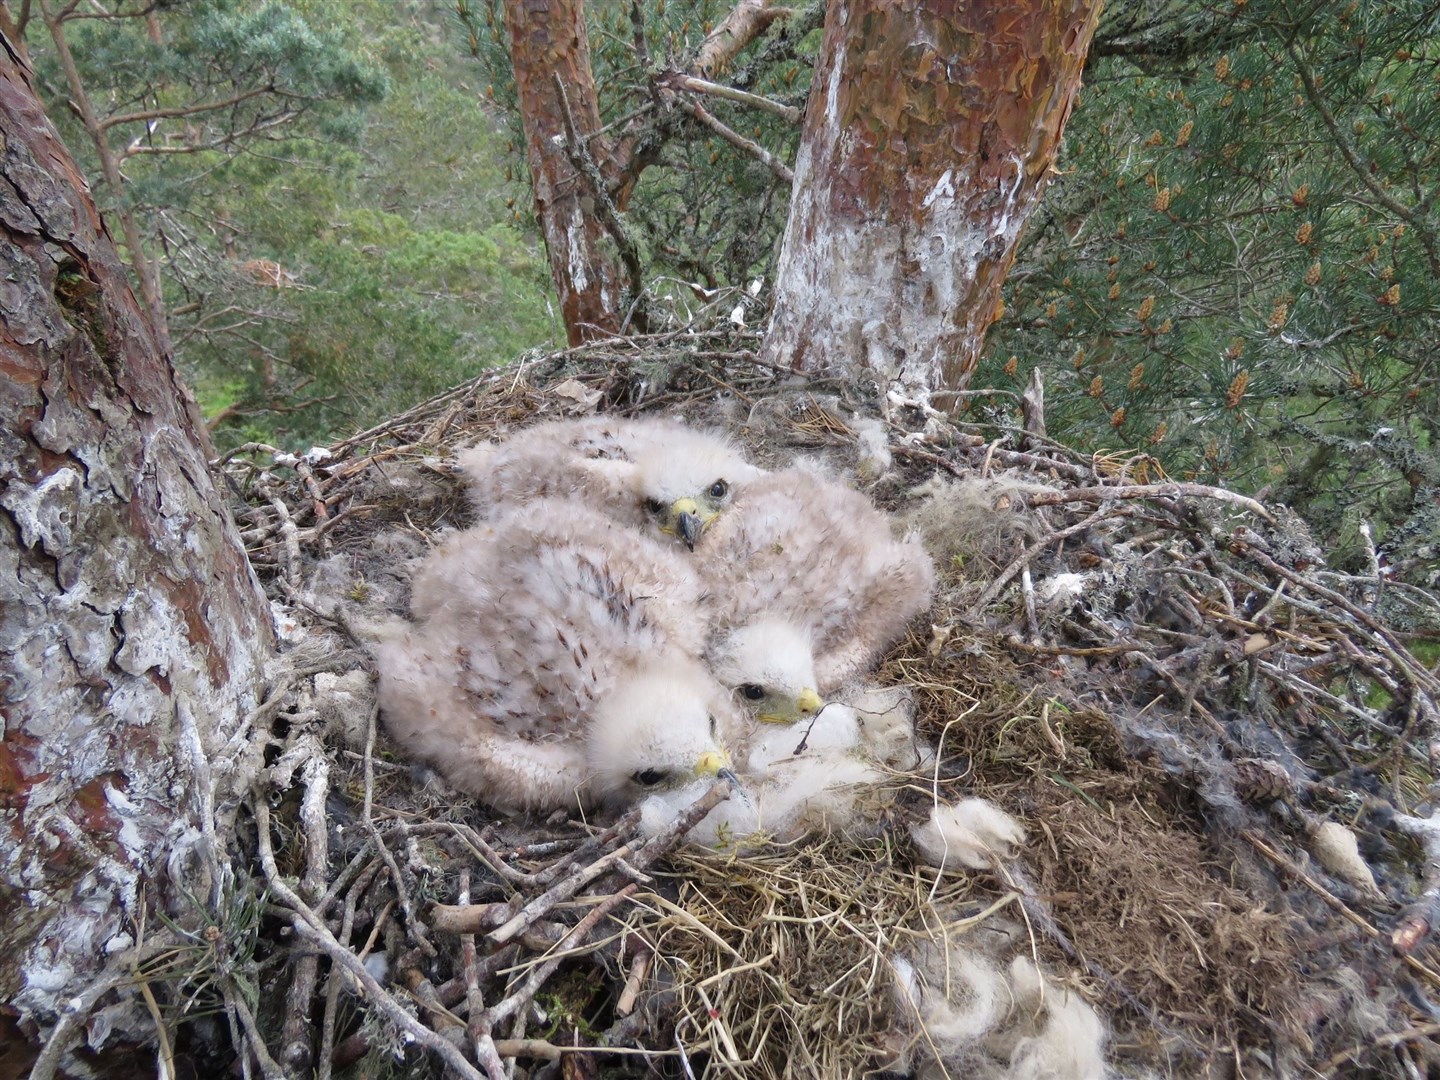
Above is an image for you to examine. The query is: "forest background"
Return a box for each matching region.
[18,0,1439,584]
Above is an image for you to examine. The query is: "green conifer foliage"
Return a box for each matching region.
[985,2,1440,578]
[25,0,556,448]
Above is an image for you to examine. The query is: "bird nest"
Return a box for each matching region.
[203,329,1440,1079]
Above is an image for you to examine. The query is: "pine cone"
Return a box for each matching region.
[1234,758,1295,803]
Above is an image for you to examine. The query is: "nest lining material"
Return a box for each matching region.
[184,330,1440,1079]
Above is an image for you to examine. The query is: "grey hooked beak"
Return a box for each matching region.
[677,510,704,550]
[717,767,751,806]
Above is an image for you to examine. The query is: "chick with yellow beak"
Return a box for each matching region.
[707,620,829,729]
[757,686,824,725]
[654,482,731,551]
[694,748,742,792]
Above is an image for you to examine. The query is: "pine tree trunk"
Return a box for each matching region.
[503,0,629,344]
[0,42,273,1065]
[763,0,1102,400]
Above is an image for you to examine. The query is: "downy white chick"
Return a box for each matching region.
[695,468,936,692]
[456,414,764,549]
[707,618,824,728]
[705,619,930,772]
[377,501,738,813]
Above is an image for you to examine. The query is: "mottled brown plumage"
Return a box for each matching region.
[377,501,738,812]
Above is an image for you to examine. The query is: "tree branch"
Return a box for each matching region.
[676,96,793,184]
[1285,38,1440,275]
[552,72,647,322]
[0,1,33,64]
[99,83,277,131]
[664,72,800,122]
[40,0,171,352]
[694,0,791,76]
[253,799,489,1080]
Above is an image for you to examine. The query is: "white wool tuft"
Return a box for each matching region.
[1035,571,1092,609]
[891,946,1010,1049]
[899,475,1054,574]
[911,798,1026,871]
[890,943,1110,1080]
[841,683,927,769]
[1311,820,1383,897]
[992,959,1109,1080]
[852,415,894,480]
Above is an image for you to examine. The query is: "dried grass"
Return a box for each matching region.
[182,332,1440,1079]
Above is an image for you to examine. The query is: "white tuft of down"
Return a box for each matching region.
[1311,821,1383,898]
[840,683,928,769]
[888,943,1111,1080]
[891,947,1010,1049]
[990,959,1109,1080]
[911,798,1025,871]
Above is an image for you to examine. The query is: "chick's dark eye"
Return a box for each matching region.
[644,497,665,514]
[708,480,729,499]
[631,768,666,787]
[740,683,766,701]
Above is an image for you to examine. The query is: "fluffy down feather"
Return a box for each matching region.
[988,958,1109,1080]
[696,468,936,691]
[889,943,1109,1080]
[638,702,886,846]
[377,501,738,812]
[839,683,928,770]
[455,415,763,546]
[910,798,1027,871]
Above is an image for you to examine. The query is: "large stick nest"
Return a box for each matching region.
[194,331,1440,1078]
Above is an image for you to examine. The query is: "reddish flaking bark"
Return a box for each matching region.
[0,41,272,1063]
[503,0,626,344]
[764,0,1102,398]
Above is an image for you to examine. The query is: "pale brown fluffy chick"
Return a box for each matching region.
[377,501,739,813]
[695,468,936,691]
[455,414,763,548]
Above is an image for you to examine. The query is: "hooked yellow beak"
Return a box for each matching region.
[693,748,732,778]
[758,688,824,724]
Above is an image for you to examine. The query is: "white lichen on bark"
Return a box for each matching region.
[763,1,1101,401]
[0,50,275,1056]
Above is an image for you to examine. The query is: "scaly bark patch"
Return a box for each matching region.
[765,0,1102,399]
[0,43,273,1064]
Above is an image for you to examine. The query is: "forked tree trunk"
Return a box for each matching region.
[764,0,1102,399]
[0,42,272,1065]
[503,0,628,344]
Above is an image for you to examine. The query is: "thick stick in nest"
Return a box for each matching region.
[257,779,736,1077]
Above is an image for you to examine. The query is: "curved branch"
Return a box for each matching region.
[99,83,276,131]
[677,96,793,184]
[664,72,801,123]
[694,0,792,76]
